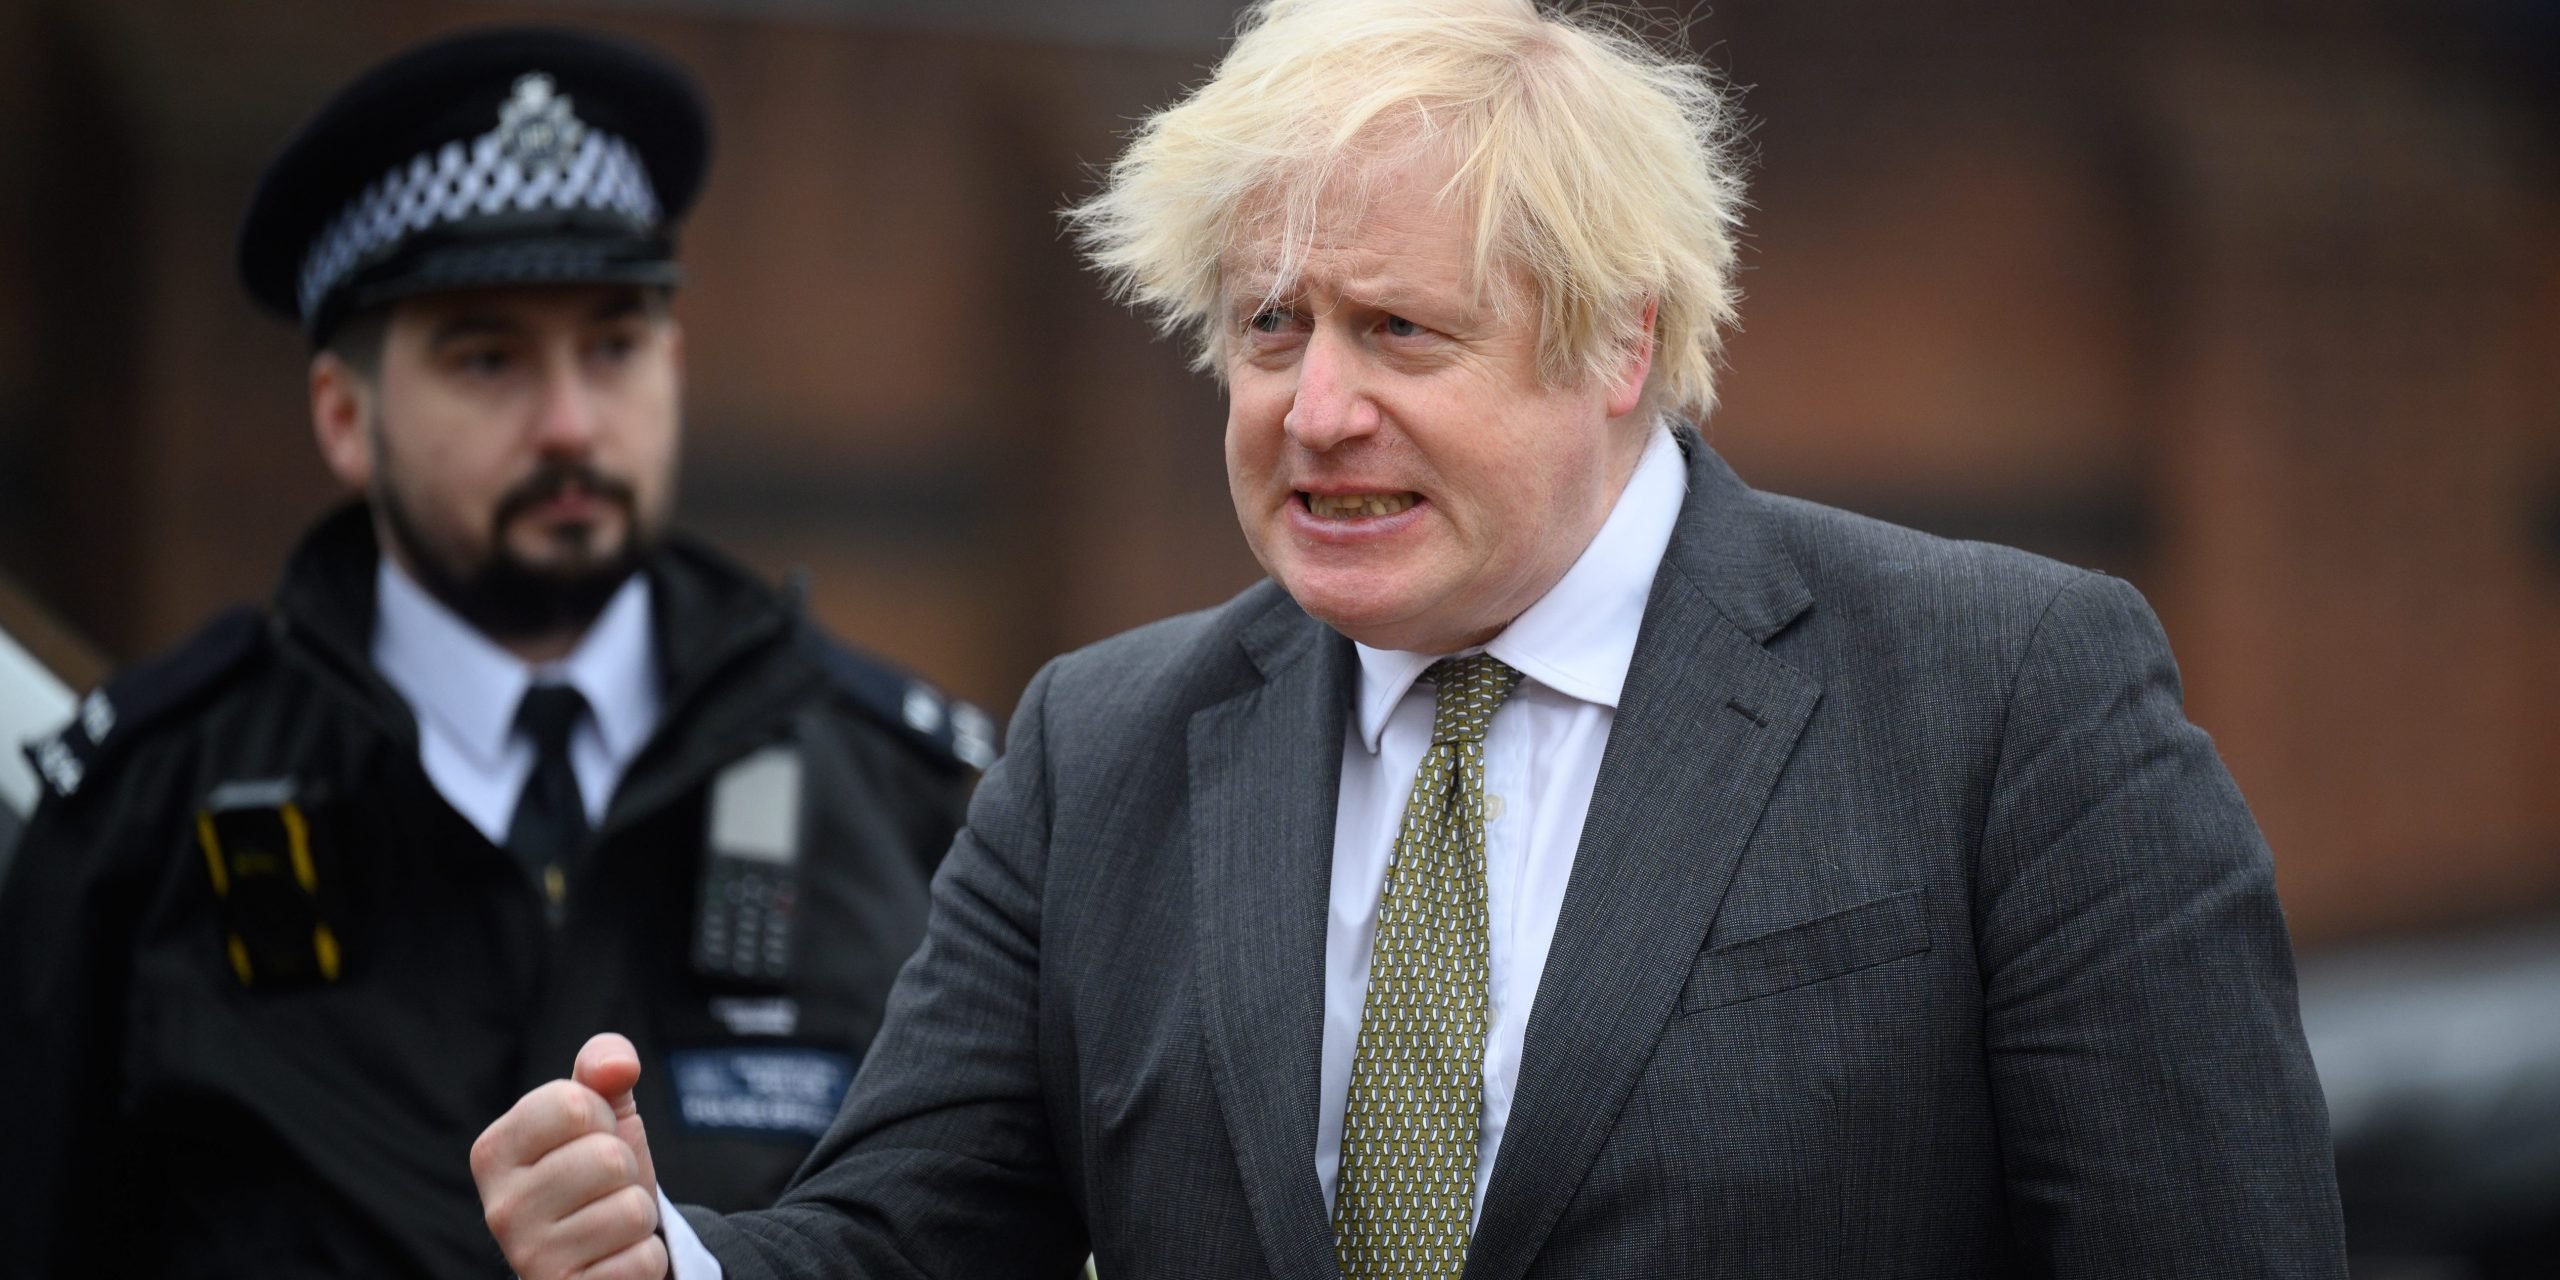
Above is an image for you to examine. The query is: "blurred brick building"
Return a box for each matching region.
[0,0,2553,946]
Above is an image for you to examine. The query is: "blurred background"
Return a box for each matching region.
[0,0,2554,1271]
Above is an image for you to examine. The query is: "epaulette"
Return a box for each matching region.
[22,604,269,802]
[797,625,997,771]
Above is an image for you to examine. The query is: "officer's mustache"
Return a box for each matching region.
[492,460,636,533]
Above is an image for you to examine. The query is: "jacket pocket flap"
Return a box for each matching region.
[1681,885,1931,1013]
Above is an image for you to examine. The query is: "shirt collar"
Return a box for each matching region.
[371,559,661,766]
[553,574,661,763]
[1350,423,1689,754]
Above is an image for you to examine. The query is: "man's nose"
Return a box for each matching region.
[1281,324,1378,452]
[529,356,600,453]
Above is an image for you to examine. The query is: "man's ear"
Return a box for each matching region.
[310,351,374,491]
[1605,298,1658,420]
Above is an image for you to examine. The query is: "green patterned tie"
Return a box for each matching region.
[1334,654,1525,1279]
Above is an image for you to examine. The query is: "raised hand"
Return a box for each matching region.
[472,1033,669,1280]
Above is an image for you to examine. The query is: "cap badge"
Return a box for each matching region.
[495,73,586,172]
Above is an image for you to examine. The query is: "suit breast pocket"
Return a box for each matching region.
[1679,885,1932,1014]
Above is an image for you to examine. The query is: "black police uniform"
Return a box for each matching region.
[0,506,983,1277]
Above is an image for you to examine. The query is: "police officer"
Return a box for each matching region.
[0,27,992,1278]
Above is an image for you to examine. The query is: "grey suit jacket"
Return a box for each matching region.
[690,434,2345,1277]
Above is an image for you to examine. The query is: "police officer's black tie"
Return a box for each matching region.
[507,682,589,919]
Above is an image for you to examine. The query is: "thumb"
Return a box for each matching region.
[571,1032,660,1202]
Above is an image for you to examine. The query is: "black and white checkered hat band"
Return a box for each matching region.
[296,127,661,320]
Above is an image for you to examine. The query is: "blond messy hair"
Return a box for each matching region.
[1067,0,1746,420]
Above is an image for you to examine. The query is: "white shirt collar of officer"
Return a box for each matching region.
[371,557,661,771]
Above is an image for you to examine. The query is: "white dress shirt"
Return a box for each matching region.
[1315,424,1687,1221]
[659,426,1686,1277]
[370,559,662,841]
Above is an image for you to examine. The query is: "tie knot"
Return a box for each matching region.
[1424,654,1523,746]
[515,682,588,756]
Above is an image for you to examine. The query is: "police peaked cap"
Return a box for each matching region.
[238,26,711,342]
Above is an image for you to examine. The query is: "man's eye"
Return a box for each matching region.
[1382,315,1423,338]
[591,331,640,361]
[456,348,515,376]
[1247,309,1293,334]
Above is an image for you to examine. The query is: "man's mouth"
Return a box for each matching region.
[532,488,602,516]
[497,464,634,529]
[1301,492,1419,519]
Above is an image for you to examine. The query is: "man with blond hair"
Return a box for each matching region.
[473,2,2347,1276]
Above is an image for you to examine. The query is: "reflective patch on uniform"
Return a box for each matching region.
[708,995,799,1037]
[949,701,998,770]
[900,682,944,736]
[31,734,84,798]
[666,1046,852,1140]
[80,689,116,744]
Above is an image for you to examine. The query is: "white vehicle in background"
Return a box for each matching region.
[0,579,86,875]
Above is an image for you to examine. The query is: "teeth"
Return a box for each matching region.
[1307,493,1417,519]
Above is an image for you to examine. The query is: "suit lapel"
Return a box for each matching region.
[1466,438,1821,1280]
[1192,596,1355,1280]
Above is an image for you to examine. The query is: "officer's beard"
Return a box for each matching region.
[371,432,656,647]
